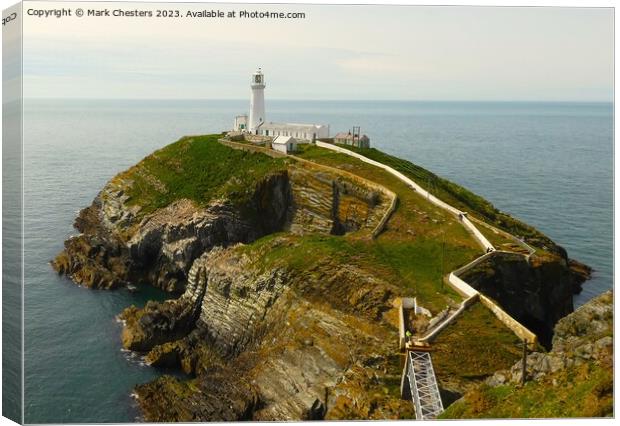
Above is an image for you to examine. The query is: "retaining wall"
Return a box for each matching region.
[443,250,538,346]
[479,294,538,346]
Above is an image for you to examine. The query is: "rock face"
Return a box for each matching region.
[486,290,612,387]
[52,183,290,291]
[52,164,390,292]
[127,241,414,421]
[460,252,584,348]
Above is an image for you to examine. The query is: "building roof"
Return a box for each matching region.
[272,135,296,145]
[262,122,328,132]
[334,132,353,139]
[335,132,369,140]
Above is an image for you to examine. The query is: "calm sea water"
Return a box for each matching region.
[19,99,612,423]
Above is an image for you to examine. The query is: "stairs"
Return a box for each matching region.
[401,350,444,420]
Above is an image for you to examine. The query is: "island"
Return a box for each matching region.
[52,134,611,421]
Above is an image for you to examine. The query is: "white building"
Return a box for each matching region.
[271,135,298,154]
[234,68,329,142]
[258,122,329,141]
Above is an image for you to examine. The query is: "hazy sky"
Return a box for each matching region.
[22,1,613,101]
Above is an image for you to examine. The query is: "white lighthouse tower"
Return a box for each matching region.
[249,68,266,134]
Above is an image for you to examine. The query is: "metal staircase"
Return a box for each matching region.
[402,350,444,420]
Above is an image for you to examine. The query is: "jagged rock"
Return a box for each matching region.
[135,370,259,422]
[552,290,612,352]
[486,290,613,387]
[120,251,212,351]
[485,372,507,387]
[53,176,292,291]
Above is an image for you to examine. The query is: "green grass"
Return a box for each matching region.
[440,361,613,418]
[432,303,523,383]
[239,230,476,311]
[322,143,556,251]
[119,134,290,217]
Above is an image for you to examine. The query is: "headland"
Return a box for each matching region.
[52,133,610,420]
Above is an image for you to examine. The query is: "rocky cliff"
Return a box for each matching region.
[487,290,612,386]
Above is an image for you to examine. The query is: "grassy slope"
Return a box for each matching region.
[116,134,290,217]
[328,144,556,251]
[291,144,586,415]
[440,361,613,418]
[432,303,523,384]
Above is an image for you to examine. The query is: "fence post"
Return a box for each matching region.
[521,339,527,386]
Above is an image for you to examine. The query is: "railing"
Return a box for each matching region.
[401,350,444,420]
[470,216,537,259]
[419,294,479,344]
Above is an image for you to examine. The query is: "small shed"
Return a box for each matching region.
[334,132,370,148]
[234,115,248,131]
[272,135,298,154]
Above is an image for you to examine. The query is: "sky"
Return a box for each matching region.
[20,1,614,101]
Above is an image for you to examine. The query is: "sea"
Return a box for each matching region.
[6,99,613,422]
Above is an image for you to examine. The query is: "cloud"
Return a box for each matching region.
[21,4,613,101]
